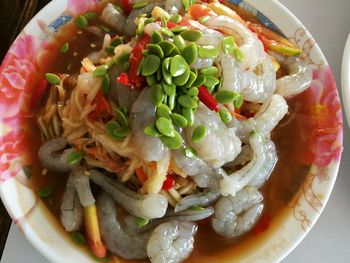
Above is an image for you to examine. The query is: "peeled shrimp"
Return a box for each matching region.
[124,2,160,37]
[240,54,276,103]
[233,94,288,142]
[193,172,222,189]
[131,87,171,194]
[60,169,95,231]
[184,104,241,168]
[87,34,111,64]
[197,29,224,47]
[97,193,151,260]
[221,139,277,188]
[83,26,104,37]
[172,145,221,188]
[212,187,264,238]
[147,221,198,263]
[248,139,277,188]
[38,137,72,173]
[144,22,162,36]
[226,144,252,167]
[60,176,83,232]
[174,190,221,212]
[70,169,95,207]
[132,88,170,163]
[125,207,214,234]
[165,0,183,15]
[275,56,313,97]
[204,16,265,71]
[172,145,213,176]
[217,52,276,103]
[219,132,276,197]
[100,3,126,34]
[108,64,140,110]
[90,170,168,219]
[190,57,215,70]
[173,147,222,189]
[218,53,243,93]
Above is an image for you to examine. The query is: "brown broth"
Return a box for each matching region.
[27,3,314,262]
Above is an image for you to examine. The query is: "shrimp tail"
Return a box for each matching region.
[90,170,168,219]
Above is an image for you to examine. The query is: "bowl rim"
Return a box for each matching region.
[341,34,350,127]
[0,0,343,262]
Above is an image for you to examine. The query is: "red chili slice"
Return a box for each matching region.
[88,91,111,120]
[117,72,131,86]
[198,86,220,112]
[128,34,150,89]
[162,174,175,190]
[121,0,133,15]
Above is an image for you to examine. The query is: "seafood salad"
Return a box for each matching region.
[36,0,313,262]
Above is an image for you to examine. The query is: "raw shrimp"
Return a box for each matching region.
[240,54,276,103]
[144,22,162,36]
[233,94,288,142]
[219,132,276,197]
[83,26,104,37]
[165,0,183,15]
[190,57,215,70]
[217,52,276,103]
[90,170,168,219]
[212,187,264,238]
[60,175,83,232]
[124,2,161,37]
[147,221,198,263]
[87,34,111,64]
[132,88,170,163]
[275,56,313,97]
[218,53,243,93]
[60,169,95,231]
[108,64,140,110]
[173,146,222,188]
[38,137,72,173]
[97,193,151,260]
[248,139,277,188]
[172,145,213,176]
[100,3,126,34]
[125,207,214,234]
[70,169,95,207]
[226,144,252,167]
[193,172,222,189]
[131,87,171,193]
[222,139,277,188]
[204,16,265,71]
[174,190,221,212]
[184,104,241,168]
[196,29,224,47]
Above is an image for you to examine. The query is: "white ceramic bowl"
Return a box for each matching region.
[0,0,343,262]
[341,34,350,127]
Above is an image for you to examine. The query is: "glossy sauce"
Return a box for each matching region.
[28,3,313,262]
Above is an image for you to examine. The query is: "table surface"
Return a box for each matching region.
[1,0,350,262]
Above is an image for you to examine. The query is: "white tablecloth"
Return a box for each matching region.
[2,0,350,262]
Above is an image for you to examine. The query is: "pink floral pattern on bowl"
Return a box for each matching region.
[0,130,27,182]
[0,35,40,122]
[308,67,343,167]
[0,0,344,262]
[67,0,97,15]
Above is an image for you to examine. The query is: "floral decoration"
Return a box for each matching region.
[67,0,98,16]
[0,35,40,122]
